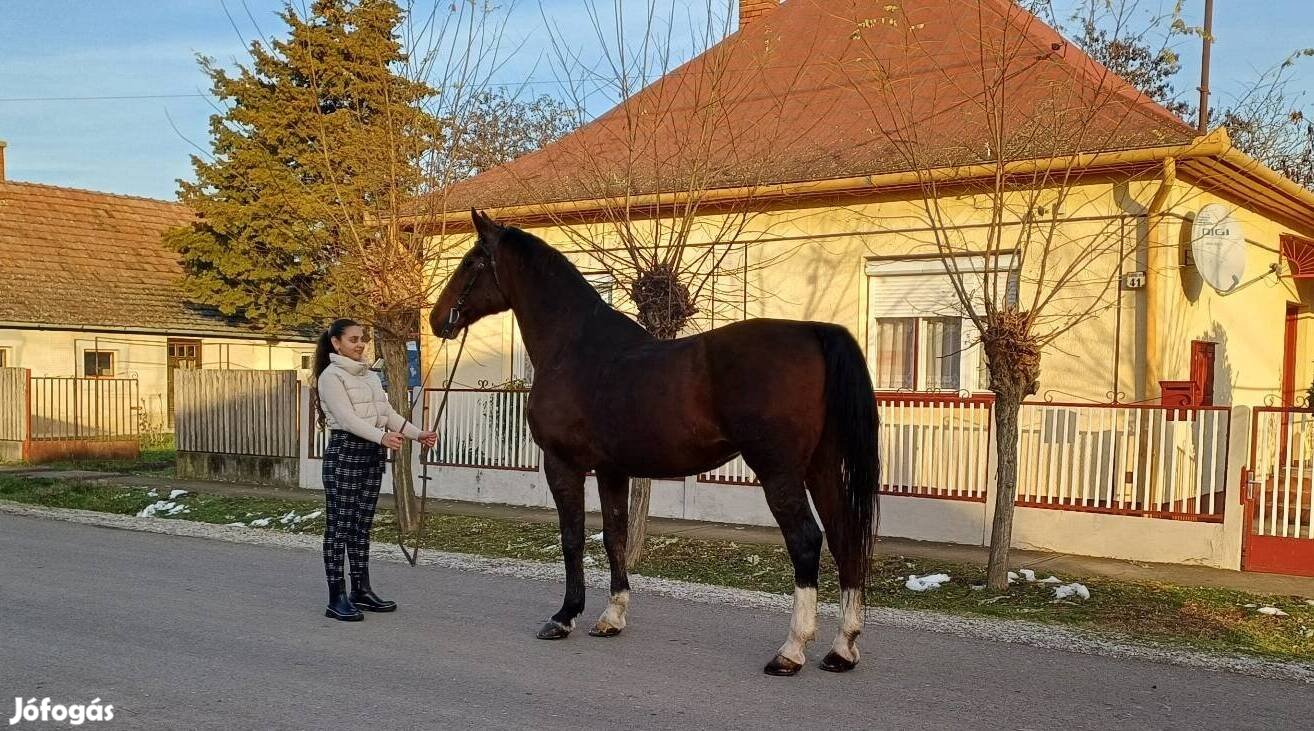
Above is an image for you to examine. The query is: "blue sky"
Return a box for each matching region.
[0,0,1309,200]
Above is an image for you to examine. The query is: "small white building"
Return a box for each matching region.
[0,143,316,431]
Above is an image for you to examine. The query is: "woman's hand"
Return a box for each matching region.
[418,431,439,449]
[381,432,405,450]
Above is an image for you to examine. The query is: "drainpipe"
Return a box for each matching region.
[1144,157,1178,400]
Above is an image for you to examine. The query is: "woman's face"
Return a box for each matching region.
[331,325,369,362]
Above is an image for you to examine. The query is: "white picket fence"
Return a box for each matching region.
[700,394,993,501]
[1250,408,1314,539]
[1016,403,1229,518]
[420,388,539,471]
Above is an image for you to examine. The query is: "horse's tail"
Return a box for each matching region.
[815,324,879,589]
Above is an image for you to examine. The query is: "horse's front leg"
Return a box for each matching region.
[537,451,587,640]
[589,469,631,637]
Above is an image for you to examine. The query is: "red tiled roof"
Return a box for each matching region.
[430,0,1196,214]
[0,180,309,339]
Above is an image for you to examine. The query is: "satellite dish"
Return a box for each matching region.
[1191,204,1246,293]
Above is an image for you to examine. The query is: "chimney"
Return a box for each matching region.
[0,140,6,182]
[740,0,779,27]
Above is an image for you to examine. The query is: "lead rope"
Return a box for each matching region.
[398,327,469,567]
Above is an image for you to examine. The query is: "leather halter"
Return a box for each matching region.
[439,242,498,339]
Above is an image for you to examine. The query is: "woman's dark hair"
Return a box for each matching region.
[313,318,360,428]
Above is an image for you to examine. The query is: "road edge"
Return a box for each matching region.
[3,499,1311,685]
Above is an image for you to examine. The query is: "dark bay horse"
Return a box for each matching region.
[430,211,878,675]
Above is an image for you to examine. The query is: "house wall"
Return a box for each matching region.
[0,328,316,430]
[422,178,1312,410]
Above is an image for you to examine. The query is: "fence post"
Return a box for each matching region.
[1220,404,1250,571]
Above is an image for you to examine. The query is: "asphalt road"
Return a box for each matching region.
[1,513,1311,730]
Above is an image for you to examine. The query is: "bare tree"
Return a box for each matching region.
[289,0,574,536]
[493,0,832,567]
[844,0,1202,589]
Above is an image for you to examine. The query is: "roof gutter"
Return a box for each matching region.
[0,321,317,343]
[401,131,1235,232]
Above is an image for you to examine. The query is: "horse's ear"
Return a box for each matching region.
[471,209,504,249]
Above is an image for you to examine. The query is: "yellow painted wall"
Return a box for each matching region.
[0,328,316,430]
[421,176,1309,409]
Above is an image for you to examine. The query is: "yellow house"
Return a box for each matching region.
[402,1,1314,573]
[0,143,317,434]
[413,0,1314,411]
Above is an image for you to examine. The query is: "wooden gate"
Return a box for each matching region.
[1244,407,1314,575]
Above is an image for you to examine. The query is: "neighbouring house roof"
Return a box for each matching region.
[0,180,314,341]
[407,0,1314,235]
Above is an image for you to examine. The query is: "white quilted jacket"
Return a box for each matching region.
[317,353,421,444]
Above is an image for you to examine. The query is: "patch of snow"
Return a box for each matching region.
[970,583,985,591]
[1037,576,1063,585]
[905,573,951,592]
[136,500,179,518]
[588,532,604,542]
[295,510,322,523]
[1306,599,1314,607]
[1007,571,1018,584]
[1018,569,1036,582]
[166,504,188,516]
[746,554,761,565]
[249,517,272,528]
[540,544,558,552]
[278,510,299,526]
[146,489,158,497]
[167,489,188,500]
[1258,606,1288,617]
[1244,603,1258,608]
[1053,583,1091,601]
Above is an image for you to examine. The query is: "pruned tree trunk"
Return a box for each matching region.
[375,324,419,534]
[623,267,697,569]
[981,309,1041,591]
[986,392,1022,590]
[625,478,652,569]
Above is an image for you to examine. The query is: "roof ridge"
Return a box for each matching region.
[0,179,188,209]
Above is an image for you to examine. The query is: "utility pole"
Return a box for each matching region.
[1197,0,1215,135]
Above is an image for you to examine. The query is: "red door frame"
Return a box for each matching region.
[1243,406,1314,577]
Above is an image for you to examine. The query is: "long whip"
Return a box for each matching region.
[397,328,468,566]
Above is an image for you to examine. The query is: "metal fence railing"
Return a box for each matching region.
[29,376,139,441]
[701,393,993,502]
[1015,402,1229,521]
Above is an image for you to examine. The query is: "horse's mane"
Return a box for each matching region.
[502,226,604,304]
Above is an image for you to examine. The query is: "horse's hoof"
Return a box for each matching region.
[763,654,804,676]
[819,650,858,673]
[536,620,572,640]
[588,623,622,638]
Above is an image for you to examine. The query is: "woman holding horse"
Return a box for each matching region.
[313,318,438,621]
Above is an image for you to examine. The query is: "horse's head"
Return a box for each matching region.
[430,210,512,340]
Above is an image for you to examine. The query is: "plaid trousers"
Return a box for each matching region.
[322,430,386,585]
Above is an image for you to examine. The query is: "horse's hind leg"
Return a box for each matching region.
[758,470,822,676]
[589,469,631,637]
[538,451,587,640]
[807,445,864,672]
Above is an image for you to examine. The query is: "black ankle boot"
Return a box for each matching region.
[350,569,397,612]
[326,580,363,621]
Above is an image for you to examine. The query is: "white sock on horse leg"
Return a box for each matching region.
[829,588,863,662]
[776,586,817,665]
[596,590,630,631]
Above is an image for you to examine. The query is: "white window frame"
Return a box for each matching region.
[865,254,1017,393]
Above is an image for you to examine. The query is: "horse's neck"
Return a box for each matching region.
[500,242,641,369]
